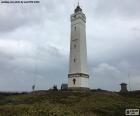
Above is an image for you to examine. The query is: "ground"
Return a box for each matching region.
[0,90,140,116]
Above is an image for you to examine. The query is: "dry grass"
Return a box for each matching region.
[0,90,140,116]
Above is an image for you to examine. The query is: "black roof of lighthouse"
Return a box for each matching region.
[74,4,82,13]
[120,83,127,85]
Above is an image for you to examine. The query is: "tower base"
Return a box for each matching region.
[68,73,89,89]
[68,87,90,91]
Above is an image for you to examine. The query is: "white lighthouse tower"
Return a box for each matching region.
[68,4,89,90]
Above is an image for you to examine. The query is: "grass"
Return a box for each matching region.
[0,90,140,116]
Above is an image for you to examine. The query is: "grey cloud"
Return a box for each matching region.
[0,0,140,91]
[0,40,67,91]
[0,4,44,33]
[90,0,140,19]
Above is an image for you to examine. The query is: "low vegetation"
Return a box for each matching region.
[0,90,140,116]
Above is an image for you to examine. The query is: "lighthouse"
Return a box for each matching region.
[68,4,89,90]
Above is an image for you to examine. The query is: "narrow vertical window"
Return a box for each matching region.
[73,79,76,85]
[74,58,76,62]
[74,26,76,31]
[74,44,76,48]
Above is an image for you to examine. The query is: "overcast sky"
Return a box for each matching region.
[0,0,140,91]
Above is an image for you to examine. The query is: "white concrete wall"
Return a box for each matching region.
[68,77,89,88]
[68,10,89,88]
[69,11,88,74]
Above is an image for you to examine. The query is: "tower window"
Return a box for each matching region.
[74,58,76,62]
[74,26,76,31]
[74,44,76,48]
[73,78,76,85]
